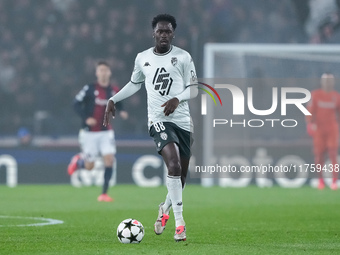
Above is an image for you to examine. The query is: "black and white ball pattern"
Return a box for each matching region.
[117,218,145,244]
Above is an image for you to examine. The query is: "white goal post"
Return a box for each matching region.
[201,44,340,187]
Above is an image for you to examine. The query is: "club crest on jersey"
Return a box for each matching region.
[160,132,168,140]
[171,57,178,66]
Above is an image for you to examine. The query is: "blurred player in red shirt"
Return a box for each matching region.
[306,73,340,190]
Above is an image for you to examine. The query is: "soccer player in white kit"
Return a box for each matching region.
[103,14,198,241]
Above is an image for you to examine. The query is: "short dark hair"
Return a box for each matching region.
[152,14,177,30]
[96,60,110,67]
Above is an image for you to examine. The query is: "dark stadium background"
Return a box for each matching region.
[1,0,340,185]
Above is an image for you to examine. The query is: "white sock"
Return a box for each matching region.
[163,181,185,214]
[162,193,172,214]
[166,175,185,227]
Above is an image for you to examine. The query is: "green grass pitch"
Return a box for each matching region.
[1,185,339,254]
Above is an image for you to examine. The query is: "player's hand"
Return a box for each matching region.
[161,97,179,116]
[86,117,97,126]
[103,100,116,127]
[307,123,316,136]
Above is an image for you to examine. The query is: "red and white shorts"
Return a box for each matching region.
[79,129,116,162]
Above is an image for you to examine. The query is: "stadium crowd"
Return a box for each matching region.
[0,0,338,137]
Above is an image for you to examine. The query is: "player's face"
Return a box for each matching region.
[153,21,174,53]
[96,64,111,86]
[320,73,335,92]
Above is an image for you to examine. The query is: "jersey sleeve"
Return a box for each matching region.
[182,52,197,87]
[130,53,145,84]
[74,84,91,120]
[112,85,123,111]
[175,52,199,102]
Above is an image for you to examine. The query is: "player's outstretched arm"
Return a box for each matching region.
[175,84,199,102]
[103,100,116,127]
[103,81,142,126]
[111,81,142,103]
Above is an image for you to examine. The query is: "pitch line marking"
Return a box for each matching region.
[0,215,64,227]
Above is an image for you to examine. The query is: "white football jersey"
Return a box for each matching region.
[131,45,196,132]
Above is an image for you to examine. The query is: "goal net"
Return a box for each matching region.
[192,44,340,187]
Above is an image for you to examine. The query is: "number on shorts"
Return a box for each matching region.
[153,122,166,132]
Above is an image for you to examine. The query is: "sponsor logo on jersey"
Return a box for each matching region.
[318,101,336,108]
[95,98,108,106]
[153,67,173,96]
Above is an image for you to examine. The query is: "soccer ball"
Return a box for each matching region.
[117,218,144,244]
